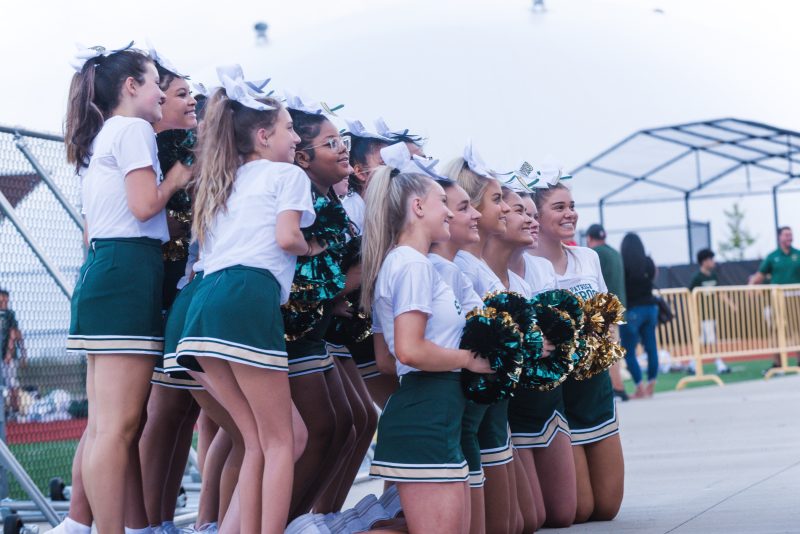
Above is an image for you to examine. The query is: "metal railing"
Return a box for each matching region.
[653,285,800,389]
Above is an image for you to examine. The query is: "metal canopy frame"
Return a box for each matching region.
[572,118,800,263]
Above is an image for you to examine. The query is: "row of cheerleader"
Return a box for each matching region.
[55,41,625,534]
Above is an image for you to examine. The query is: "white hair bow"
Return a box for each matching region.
[146,39,186,77]
[380,142,448,181]
[374,117,425,144]
[70,41,135,72]
[463,139,504,180]
[283,90,342,115]
[216,65,275,111]
[343,118,392,141]
[517,158,573,189]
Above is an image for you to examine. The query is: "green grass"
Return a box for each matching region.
[7,439,78,500]
[623,357,797,394]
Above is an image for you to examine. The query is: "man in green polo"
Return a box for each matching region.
[750,226,800,369]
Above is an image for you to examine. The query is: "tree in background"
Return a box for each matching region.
[718,202,756,260]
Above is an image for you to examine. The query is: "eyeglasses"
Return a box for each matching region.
[304,135,351,153]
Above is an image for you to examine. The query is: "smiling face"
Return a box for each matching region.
[299,119,353,189]
[156,77,196,131]
[261,107,301,164]
[130,61,165,124]
[415,180,453,244]
[538,187,578,241]
[521,195,541,249]
[475,179,510,237]
[445,183,481,248]
[501,190,535,248]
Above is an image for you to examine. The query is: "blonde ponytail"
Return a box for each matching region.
[192,88,281,245]
[360,167,434,313]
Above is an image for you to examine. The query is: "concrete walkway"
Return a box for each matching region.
[347,374,800,533]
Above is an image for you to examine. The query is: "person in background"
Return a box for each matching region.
[0,289,26,416]
[687,249,731,375]
[749,226,800,370]
[586,224,629,401]
[619,233,659,398]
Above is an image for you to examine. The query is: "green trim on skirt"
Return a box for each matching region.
[562,371,619,445]
[67,238,164,355]
[477,399,513,467]
[370,372,469,483]
[176,266,288,371]
[509,388,570,448]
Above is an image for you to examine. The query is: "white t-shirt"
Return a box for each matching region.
[81,116,168,242]
[523,253,558,296]
[454,250,504,298]
[553,246,608,299]
[201,160,315,303]
[372,246,466,376]
[341,193,365,235]
[508,269,533,298]
[429,253,484,312]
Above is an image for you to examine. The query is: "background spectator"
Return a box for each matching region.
[687,249,731,375]
[620,233,659,398]
[0,289,26,415]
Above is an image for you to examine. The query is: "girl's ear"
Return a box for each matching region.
[412,196,424,217]
[123,76,138,97]
[254,127,269,148]
[295,149,311,169]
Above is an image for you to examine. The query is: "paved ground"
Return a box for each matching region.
[347,374,800,533]
[37,374,800,532]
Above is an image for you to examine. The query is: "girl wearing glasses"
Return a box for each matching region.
[284,108,373,518]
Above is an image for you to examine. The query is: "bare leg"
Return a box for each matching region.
[468,487,485,534]
[482,464,511,534]
[511,451,538,533]
[585,435,624,521]
[139,385,195,525]
[397,482,467,534]
[365,374,398,410]
[66,431,94,527]
[531,432,577,527]
[229,362,294,534]
[161,398,200,522]
[125,418,150,529]
[315,358,378,512]
[196,409,219,474]
[289,372,338,518]
[83,354,155,534]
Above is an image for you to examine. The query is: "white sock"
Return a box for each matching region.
[54,517,92,534]
[125,528,153,534]
[161,522,175,531]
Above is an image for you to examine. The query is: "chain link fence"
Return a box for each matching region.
[0,125,85,500]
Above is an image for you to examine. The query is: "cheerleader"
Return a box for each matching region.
[481,185,541,534]
[174,75,318,533]
[445,148,523,534]
[284,103,375,517]
[531,180,624,523]
[427,178,488,534]
[361,164,492,534]
[508,185,577,528]
[136,48,201,534]
[64,45,191,534]
[339,122,399,408]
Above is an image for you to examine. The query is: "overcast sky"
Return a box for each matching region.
[2,0,799,263]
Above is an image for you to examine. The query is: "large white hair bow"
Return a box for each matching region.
[216,65,275,111]
[146,39,186,77]
[380,142,448,181]
[70,41,135,72]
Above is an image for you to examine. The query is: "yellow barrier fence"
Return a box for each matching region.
[652,284,800,390]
